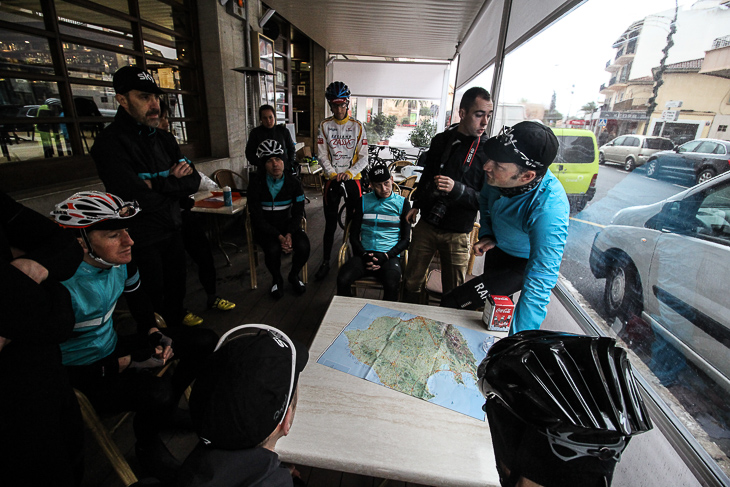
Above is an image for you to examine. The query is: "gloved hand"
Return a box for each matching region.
[148,331,173,349]
[128,347,165,370]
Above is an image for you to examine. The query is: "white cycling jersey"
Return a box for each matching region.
[317,115,368,179]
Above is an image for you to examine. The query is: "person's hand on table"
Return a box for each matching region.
[10,258,49,284]
[473,237,496,256]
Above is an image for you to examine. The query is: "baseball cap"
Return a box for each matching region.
[484,121,559,170]
[190,326,309,450]
[368,161,391,183]
[113,66,165,95]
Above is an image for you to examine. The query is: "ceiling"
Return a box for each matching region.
[261,0,487,60]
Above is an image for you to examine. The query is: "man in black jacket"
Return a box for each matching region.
[248,140,310,299]
[403,87,493,303]
[245,104,298,176]
[91,66,202,327]
[0,191,84,486]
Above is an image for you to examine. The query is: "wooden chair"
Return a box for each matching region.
[338,221,408,300]
[211,168,248,193]
[425,223,481,305]
[75,313,178,487]
[245,205,308,290]
[397,175,417,200]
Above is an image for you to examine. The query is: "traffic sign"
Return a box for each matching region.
[665,100,683,108]
[598,118,607,127]
[661,110,679,121]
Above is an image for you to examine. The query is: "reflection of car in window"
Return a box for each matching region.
[599,135,674,172]
[549,127,599,214]
[646,138,730,185]
[589,172,730,393]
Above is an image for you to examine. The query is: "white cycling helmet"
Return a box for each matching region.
[52,191,139,266]
[256,139,284,165]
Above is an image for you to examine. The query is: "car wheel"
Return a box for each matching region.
[624,157,635,172]
[604,256,642,320]
[696,167,716,185]
[599,152,605,165]
[646,160,658,178]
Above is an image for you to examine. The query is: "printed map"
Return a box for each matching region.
[317,303,491,420]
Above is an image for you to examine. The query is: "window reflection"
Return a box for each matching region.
[138,0,189,34]
[0,30,54,74]
[459,0,730,475]
[64,42,135,80]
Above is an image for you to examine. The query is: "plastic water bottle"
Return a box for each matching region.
[222,186,232,207]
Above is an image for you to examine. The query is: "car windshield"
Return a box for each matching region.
[554,136,595,164]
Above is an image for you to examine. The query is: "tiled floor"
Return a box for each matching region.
[81,186,431,487]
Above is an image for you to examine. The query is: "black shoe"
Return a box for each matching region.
[135,437,181,485]
[270,280,284,299]
[314,262,330,281]
[288,273,306,295]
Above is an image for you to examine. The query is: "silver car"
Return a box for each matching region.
[589,172,730,391]
[599,135,675,172]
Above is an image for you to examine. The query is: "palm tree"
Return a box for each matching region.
[581,101,599,130]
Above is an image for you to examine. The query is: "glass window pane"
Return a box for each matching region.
[0,29,55,75]
[0,1,44,26]
[55,1,134,46]
[143,29,194,64]
[85,0,129,15]
[138,0,189,35]
[64,42,136,81]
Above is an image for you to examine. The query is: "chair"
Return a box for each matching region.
[424,223,481,305]
[299,163,324,193]
[387,159,414,174]
[211,168,248,193]
[397,175,417,200]
[246,205,308,290]
[338,221,408,300]
[75,313,177,487]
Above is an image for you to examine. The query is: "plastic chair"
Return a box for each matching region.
[425,223,481,305]
[337,221,408,300]
[246,205,308,290]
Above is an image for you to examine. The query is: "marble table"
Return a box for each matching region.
[277,296,506,487]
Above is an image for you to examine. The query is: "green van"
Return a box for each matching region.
[548,127,599,213]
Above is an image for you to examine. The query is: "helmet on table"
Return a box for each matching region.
[477,330,652,462]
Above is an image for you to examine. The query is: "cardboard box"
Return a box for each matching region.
[297,145,312,160]
[482,294,515,332]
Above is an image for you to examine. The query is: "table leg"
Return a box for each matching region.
[245,210,258,289]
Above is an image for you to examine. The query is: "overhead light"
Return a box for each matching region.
[259,8,275,28]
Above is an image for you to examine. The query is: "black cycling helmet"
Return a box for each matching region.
[478,330,652,461]
[325,81,350,102]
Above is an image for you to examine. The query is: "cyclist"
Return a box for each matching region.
[478,330,653,487]
[314,81,368,280]
[52,191,218,483]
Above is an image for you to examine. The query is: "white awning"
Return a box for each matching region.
[332,60,449,99]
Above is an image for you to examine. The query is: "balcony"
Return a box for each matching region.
[699,43,730,79]
[612,98,649,112]
[614,40,637,66]
[599,82,615,95]
[605,58,620,73]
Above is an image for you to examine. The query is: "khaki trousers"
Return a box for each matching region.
[404,220,470,302]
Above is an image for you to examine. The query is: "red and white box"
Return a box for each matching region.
[482,294,515,332]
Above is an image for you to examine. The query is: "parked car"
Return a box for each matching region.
[548,127,599,213]
[646,138,730,185]
[589,172,730,392]
[599,134,674,172]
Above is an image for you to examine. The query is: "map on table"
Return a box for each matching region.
[317,303,492,420]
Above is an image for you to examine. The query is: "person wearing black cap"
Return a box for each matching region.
[336,161,411,301]
[440,121,570,334]
[403,87,492,303]
[179,325,309,487]
[91,65,203,327]
[248,139,310,299]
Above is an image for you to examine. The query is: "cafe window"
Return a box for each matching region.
[0,0,206,193]
[456,0,730,480]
